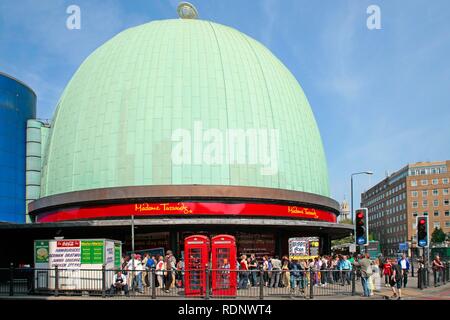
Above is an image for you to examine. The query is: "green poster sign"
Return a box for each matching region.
[35,241,49,263]
[81,241,104,264]
[114,244,121,268]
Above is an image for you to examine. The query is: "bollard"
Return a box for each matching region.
[205,268,210,300]
[151,268,156,299]
[309,270,314,299]
[102,265,106,298]
[445,262,450,281]
[55,266,59,297]
[351,270,356,296]
[417,268,422,290]
[433,269,437,287]
[259,269,264,300]
[9,263,14,296]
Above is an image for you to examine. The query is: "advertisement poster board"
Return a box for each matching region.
[33,239,121,291]
[289,237,320,260]
[114,243,122,269]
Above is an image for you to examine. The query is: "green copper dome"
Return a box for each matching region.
[40,19,330,197]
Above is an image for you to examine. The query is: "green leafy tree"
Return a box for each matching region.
[331,235,354,247]
[431,227,446,244]
[339,218,353,225]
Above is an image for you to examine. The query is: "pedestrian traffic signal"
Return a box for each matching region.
[417,216,428,247]
[355,208,368,245]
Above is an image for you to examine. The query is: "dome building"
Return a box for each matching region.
[20,4,351,258]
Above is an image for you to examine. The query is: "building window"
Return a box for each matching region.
[443,189,449,195]
[434,222,440,229]
[445,211,450,217]
[423,212,428,216]
[432,179,438,185]
[422,200,428,208]
[434,211,439,217]
[444,199,449,206]
[421,180,428,186]
[443,178,449,184]
[433,189,439,196]
[434,200,439,207]
[446,221,450,228]
[411,180,417,187]
[422,190,428,197]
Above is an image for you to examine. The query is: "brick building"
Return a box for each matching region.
[361,161,450,255]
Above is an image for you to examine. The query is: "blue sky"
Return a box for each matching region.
[1,0,449,207]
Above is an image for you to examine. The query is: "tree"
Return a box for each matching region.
[339,218,353,225]
[331,235,354,247]
[431,227,446,244]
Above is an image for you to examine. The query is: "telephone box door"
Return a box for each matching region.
[184,235,210,296]
[211,235,237,296]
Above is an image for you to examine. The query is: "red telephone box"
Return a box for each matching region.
[211,234,237,297]
[184,235,210,296]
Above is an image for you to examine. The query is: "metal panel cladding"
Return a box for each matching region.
[0,73,36,223]
[41,19,330,198]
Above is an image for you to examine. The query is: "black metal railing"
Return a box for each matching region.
[417,262,449,289]
[0,266,361,299]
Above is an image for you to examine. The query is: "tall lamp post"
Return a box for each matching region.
[351,171,374,223]
[351,171,373,255]
[131,213,135,289]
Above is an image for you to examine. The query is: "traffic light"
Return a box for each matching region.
[417,216,429,247]
[355,208,368,245]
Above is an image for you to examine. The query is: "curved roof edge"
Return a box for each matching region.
[0,71,37,98]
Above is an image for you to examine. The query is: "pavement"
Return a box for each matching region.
[1,275,448,300]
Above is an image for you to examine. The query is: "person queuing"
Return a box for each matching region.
[262,256,270,287]
[288,259,306,294]
[338,255,353,286]
[269,256,282,288]
[238,255,249,289]
[248,254,259,287]
[155,255,165,289]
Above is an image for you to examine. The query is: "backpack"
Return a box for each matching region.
[394,265,402,281]
[146,258,155,268]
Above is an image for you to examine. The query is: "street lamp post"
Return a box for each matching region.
[351,171,373,253]
[131,213,135,289]
[350,171,374,223]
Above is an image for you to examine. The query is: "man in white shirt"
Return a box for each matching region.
[127,254,144,293]
[269,256,282,288]
[109,271,129,296]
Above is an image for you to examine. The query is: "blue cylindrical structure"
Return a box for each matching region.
[0,72,36,223]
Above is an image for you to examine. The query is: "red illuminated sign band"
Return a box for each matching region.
[36,202,337,223]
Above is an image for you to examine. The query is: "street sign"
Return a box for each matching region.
[399,242,408,251]
[349,244,356,253]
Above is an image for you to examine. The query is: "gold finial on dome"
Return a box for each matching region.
[177,2,199,19]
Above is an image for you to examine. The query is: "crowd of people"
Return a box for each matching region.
[108,250,447,299]
[237,253,370,294]
[110,250,184,295]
